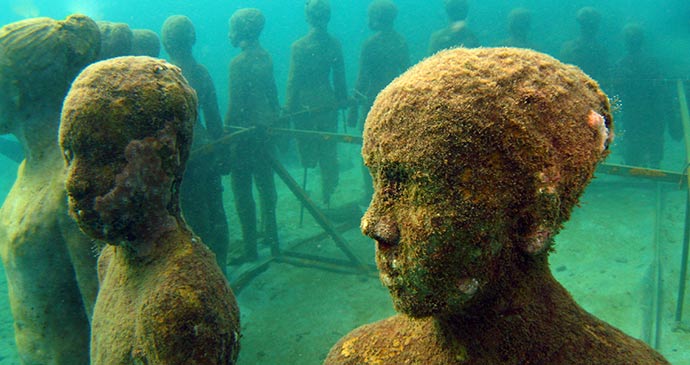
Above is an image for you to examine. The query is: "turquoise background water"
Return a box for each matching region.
[1,0,690,364]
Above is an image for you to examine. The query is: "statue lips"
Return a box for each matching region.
[375,244,402,289]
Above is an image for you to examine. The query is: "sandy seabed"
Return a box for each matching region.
[0,140,689,364]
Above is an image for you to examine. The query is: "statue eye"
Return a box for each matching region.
[378,163,410,199]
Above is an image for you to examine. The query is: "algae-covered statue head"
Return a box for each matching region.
[508,7,532,39]
[0,14,100,134]
[305,0,331,29]
[131,29,161,57]
[622,23,644,54]
[444,0,469,22]
[228,8,265,49]
[96,21,133,60]
[368,0,398,31]
[360,47,612,318]
[576,7,601,38]
[161,15,196,59]
[60,56,197,250]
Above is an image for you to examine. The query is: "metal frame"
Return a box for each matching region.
[674,80,690,328]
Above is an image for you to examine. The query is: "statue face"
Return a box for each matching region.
[63,120,177,245]
[62,119,127,243]
[361,132,515,318]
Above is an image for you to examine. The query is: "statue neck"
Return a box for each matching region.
[117,219,188,264]
[170,53,196,69]
[435,255,588,361]
[14,103,64,175]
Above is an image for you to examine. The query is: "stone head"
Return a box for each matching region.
[161,15,196,59]
[368,0,398,31]
[229,8,265,49]
[131,29,161,57]
[60,56,197,247]
[305,0,331,29]
[576,7,601,38]
[508,8,531,38]
[361,48,612,317]
[444,0,469,22]
[0,14,100,134]
[623,23,644,54]
[97,21,133,60]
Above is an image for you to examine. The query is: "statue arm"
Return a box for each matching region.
[332,39,348,107]
[284,44,301,113]
[198,67,224,138]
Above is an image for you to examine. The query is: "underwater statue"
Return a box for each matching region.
[428,0,479,55]
[96,20,133,60]
[162,15,230,274]
[613,23,681,168]
[226,8,281,263]
[60,56,241,364]
[0,14,101,365]
[286,0,348,206]
[131,28,161,57]
[349,0,409,203]
[499,8,535,49]
[560,7,609,83]
[324,47,669,365]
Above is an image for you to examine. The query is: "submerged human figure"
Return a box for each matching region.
[560,7,609,83]
[96,21,133,60]
[428,0,479,55]
[499,8,535,49]
[226,8,281,263]
[60,56,241,364]
[325,48,669,365]
[162,15,230,274]
[349,0,409,203]
[613,23,680,168]
[131,28,161,57]
[0,15,101,364]
[286,0,348,206]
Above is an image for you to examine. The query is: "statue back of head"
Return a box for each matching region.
[508,8,531,37]
[229,8,265,46]
[368,0,398,31]
[161,15,196,57]
[0,15,100,106]
[444,0,469,22]
[305,0,331,28]
[623,23,644,53]
[576,7,601,35]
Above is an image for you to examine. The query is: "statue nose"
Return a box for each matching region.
[362,214,400,248]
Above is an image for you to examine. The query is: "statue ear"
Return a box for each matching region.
[519,173,562,255]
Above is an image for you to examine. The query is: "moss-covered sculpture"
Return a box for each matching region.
[325,48,668,365]
[0,14,100,365]
[428,0,479,54]
[96,21,133,60]
[60,56,240,364]
[285,0,348,205]
[161,15,230,273]
[226,8,281,263]
[499,8,534,49]
[131,28,160,57]
[559,7,609,82]
[349,0,409,202]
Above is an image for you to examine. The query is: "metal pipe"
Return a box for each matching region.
[268,154,368,271]
[674,79,690,325]
[654,183,664,349]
